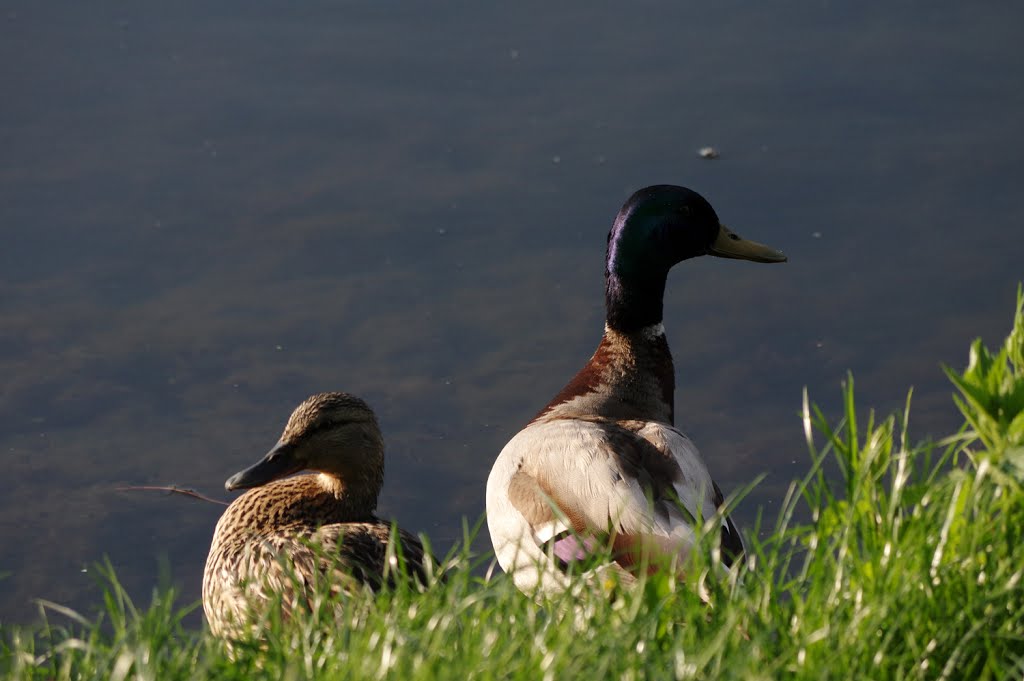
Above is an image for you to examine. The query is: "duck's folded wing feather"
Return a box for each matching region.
[502,419,741,569]
[208,522,427,633]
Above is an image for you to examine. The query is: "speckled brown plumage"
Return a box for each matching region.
[202,393,428,642]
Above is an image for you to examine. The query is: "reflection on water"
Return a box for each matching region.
[2,2,1023,623]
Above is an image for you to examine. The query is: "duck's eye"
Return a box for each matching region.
[729,233,740,241]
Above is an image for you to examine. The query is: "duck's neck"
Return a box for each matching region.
[316,472,381,513]
[316,431,386,514]
[604,258,670,332]
[215,474,381,538]
[537,323,675,424]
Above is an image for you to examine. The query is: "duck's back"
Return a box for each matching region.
[486,414,740,592]
[203,475,426,639]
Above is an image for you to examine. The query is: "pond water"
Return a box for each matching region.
[2,2,1023,625]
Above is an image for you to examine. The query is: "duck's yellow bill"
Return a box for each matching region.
[709,224,787,263]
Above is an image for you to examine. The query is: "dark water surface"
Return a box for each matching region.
[3,2,1023,624]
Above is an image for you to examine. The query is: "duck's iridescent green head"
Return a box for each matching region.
[605,185,786,331]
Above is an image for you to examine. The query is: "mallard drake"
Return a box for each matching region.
[203,392,428,640]
[486,185,786,594]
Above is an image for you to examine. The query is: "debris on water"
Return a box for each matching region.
[812,231,822,238]
[698,146,720,159]
[437,228,447,235]
[275,345,283,351]
[509,48,520,59]
[552,155,561,164]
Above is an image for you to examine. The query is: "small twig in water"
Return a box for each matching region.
[116,485,229,506]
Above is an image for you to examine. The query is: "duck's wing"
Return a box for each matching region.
[311,522,431,589]
[203,525,344,639]
[631,421,745,566]
[204,522,428,638]
[487,418,742,586]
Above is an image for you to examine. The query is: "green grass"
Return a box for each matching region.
[4,287,1024,680]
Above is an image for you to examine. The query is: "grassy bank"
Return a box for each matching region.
[3,288,1023,680]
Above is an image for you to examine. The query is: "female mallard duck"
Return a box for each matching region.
[203,392,428,640]
[485,185,786,594]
